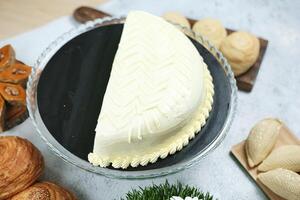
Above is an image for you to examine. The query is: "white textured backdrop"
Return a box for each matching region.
[1,0,300,199]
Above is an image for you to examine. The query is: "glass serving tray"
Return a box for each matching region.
[26,17,237,179]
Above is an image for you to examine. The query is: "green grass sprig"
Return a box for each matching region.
[121,181,215,200]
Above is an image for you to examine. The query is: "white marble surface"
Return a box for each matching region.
[1,0,300,199]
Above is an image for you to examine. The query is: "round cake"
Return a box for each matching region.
[88,11,214,169]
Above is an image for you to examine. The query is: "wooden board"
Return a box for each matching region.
[73,6,269,92]
[188,18,268,92]
[231,125,300,200]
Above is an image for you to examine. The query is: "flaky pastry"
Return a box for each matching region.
[8,182,76,200]
[0,136,44,199]
[258,168,300,200]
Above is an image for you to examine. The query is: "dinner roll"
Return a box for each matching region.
[162,11,191,28]
[220,31,260,76]
[192,18,227,49]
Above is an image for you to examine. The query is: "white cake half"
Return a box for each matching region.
[88,11,214,168]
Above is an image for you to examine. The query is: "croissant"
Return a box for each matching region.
[192,18,227,49]
[258,145,300,172]
[162,12,191,29]
[245,118,282,168]
[8,181,77,200]
[0,136,44,199]
[0,45,15,71]
[258,168,300,200]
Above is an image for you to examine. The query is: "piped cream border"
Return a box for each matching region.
[88,63,214,169]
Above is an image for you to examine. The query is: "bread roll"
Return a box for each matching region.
[9,182,77,200]
[162,11,191,28]
[0,136,44,199]
[220,31,260,76]
[192,18,227,48]
[245,118,282,168]
[258,145,300,172]
[258,168,300,200]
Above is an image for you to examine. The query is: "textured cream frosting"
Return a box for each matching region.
[88,11,214,168]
